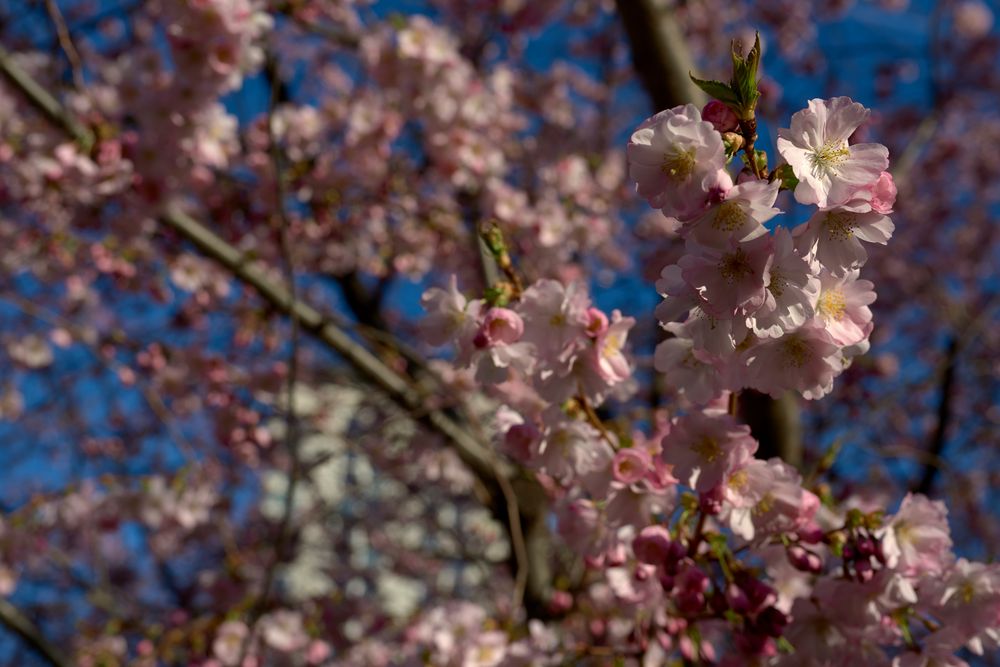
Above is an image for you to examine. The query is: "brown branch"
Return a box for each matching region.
[0,43,92,150]
[160,205,508,482]
[0,598,70,667]
[913,335,958,496]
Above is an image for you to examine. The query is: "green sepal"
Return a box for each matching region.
[730,32,762,120]
[892,609,915,648]
[739,148,768,173]
[772,163,800,191]
[484,285,510,307]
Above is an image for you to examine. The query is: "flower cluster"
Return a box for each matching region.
[632,98,895,403]
[405,92,1000,664]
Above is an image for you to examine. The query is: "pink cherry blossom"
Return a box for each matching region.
[589,310,635,386]
[653,334,726,405]
[626,104,730,220]
[812,268,876,346]
[776,97,889,208]
[661,409,758,492]
[678,235,774,317]
[612,447,653,485]
[722,458,816,541]
[517,279,590,374]
[883,493,954,576]
[684,179,780,248]
[745,324,843,399]
[794,200,895,276]
[420,276,482,349]
[750,227,820,338]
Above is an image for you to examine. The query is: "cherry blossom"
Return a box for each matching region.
[626,104,731,219]
[777,96,890,208]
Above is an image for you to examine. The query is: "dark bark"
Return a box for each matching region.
[613,0,705,111]
[913,335,959,496]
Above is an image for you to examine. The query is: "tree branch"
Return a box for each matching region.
[0,598,70,667]
[0,35,565,616]
[613,0,705,111]
[0,43,92,150]
[913,335,958,496]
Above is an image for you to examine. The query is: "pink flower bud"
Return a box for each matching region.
[474,307,524,348]
[632,525,673,565]
[869,170,897,213]
[504,423,540,462]
[547,590,573,614]
[796,521,825,544]
[702,100,739,133]
[585,307,608,338]
[787,544,823,573]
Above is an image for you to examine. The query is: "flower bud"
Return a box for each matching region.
[699,485,725,515]
[797,522,825,544]
[633,525,673,566]
[547,590,573,614]
[787,544,823,573]
[869,171,897,214]
[703,100,739,133]
[854,558,875,582]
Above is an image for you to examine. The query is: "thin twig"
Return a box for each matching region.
[42,0,86,91]
[578,391,617,449]
[0,293,197,461]
[237,54,304,657]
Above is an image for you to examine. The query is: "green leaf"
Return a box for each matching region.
[776,637,795,654]
[689,74,740,106]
